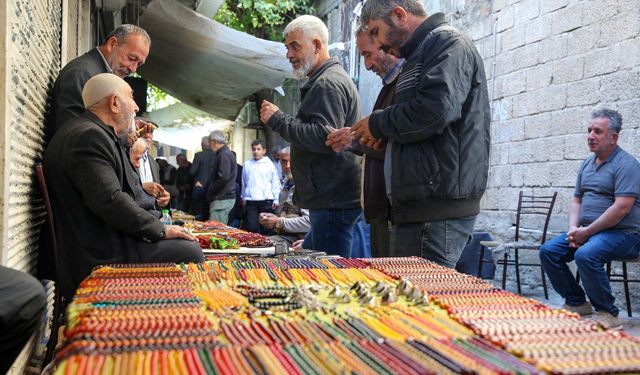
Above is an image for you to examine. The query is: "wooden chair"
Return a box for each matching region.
[480,191,557,299]
[35,163,64,364]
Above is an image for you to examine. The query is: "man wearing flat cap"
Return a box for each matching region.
[43,73,204,300]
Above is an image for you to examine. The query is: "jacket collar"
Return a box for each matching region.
[216,144,229,155]
[89,48,112,73]
[399,12,447,58]
[82,110,119,139]
[302,58,340,93]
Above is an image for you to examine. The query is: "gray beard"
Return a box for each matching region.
[293,57,315,80]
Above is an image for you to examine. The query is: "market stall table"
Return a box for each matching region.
[50,256,640,374]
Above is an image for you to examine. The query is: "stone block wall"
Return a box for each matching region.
[436,0,640,309]
[463,0,640,238]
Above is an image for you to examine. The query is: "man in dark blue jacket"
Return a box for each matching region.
[260,15,362,258]
[354,1,491,268]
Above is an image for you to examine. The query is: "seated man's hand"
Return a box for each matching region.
[143,182,165,197]
[326,127,353,152]
[567,227,591,248]
[135,118,156,136]
[164,225,196,241]
[292,239,304,251]
[156,191,170,207]
[259,213,279,230]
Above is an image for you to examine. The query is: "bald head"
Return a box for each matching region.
[82,73,139,135]
[82,73,129,108]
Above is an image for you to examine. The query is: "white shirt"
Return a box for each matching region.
[139,151,154,183]
[242,157,281,204]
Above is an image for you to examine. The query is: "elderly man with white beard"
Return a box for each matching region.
[43,73,204,300]
[259,15,362,258]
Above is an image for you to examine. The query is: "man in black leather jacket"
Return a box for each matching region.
[354,1,491,267]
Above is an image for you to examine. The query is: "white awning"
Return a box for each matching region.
[153,121,233,151]
[147,102,214,127]
[139,0,293,121]
[147,102,234,150]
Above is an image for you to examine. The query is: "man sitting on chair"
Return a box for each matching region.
[43,73,204,300]
[539,108,640,330]
[258,147,310,245]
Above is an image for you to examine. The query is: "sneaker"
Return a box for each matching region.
[561,302,593,317]
[592,311,623,331]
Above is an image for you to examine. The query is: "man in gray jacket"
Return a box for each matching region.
[353,1,491,267]
[260,15,362,258]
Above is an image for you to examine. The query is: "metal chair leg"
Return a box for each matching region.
[477,245,485,278]
[541,267,549,299]
[514,248,522,295]
[501,253,508,290]
[622,261,632,318]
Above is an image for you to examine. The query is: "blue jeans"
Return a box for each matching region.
[390,216,477,268]
[302,208,362,258]
[539,229,640,316]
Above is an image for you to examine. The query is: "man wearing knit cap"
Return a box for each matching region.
[44,73,204,300]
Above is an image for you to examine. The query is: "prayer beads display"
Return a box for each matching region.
[53,258,640,374]
[187,220,275,249]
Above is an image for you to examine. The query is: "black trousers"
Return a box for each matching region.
[136,239,205,264]
[0,266,46,373]
[369,217,391,258]
[244,200,274,233]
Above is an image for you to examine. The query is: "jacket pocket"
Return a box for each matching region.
[394,142,441,203]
